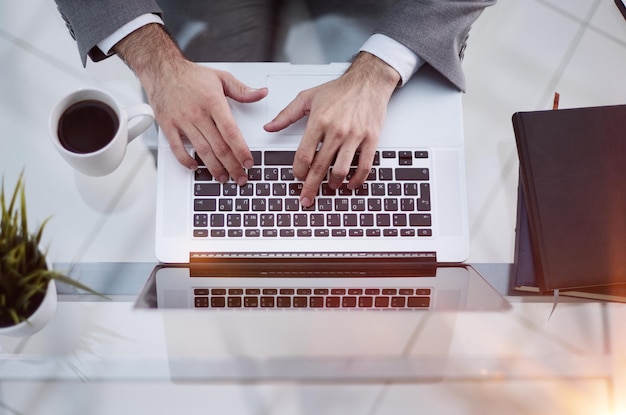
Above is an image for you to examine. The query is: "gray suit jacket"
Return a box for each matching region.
[54,0,494,91]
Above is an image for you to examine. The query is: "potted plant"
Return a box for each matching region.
[0,173,100,337]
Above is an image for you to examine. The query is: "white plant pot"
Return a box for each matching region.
[0,279,58,337]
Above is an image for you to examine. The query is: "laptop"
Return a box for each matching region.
[155,62,469,264]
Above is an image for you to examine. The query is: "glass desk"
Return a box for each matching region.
[1,262,625,415]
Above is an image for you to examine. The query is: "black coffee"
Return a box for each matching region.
[58,99,119,154]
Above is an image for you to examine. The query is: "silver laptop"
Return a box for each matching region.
[155,62,469,264]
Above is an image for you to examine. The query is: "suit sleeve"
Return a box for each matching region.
[54,0,162,66]
[373,0,495,91]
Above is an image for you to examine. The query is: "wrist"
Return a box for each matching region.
[348,51,401,91]
[114,23,187,96]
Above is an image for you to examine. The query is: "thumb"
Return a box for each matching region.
[221,72,268,103]
[264,93,310,132]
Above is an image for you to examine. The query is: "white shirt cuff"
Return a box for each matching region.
[359,34,424,86]
[96,13,164,56]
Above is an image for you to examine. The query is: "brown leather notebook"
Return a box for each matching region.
[512,105,626,292]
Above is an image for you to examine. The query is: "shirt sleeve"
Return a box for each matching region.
[359,33,425,86]
[96,13,164,57]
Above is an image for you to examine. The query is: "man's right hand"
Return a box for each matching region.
[114,23,266,185]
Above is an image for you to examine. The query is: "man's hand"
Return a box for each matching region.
[264,52,400,207]
[115,24,266,185]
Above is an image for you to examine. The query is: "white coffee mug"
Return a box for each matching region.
[49,88,154,176]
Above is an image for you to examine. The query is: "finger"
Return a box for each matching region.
[298,137,338,207]
[193,117,248,185]
[348,142,377,189]
[292,120,323,181]
[184,123,231,183]
[327,143,359,190]
[161,123,198,170]
[208,94,255,170]
[263,91,310,132]
[221,71,268,103]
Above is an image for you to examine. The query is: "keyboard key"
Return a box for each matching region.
[281,168,294,181]
[342,296,357,308]
[391,297,406,307]
[195,297,209,308]
[264,168,279,181]
[244,213,258,227]
[265,151,296,165]
[228,297,242,307]
[343,214,358,227]
[240,184,254,196]
[193,229,208,237]
[393,214,407,226]
[248,168,262,181]
[244,296,259,307]
[409,214,432,226]
[251,151,262,165]
[235,199,250,211]
[195,199,216,211]
[272,183,287,196]
[387,183,402,195]
[293,296,308,308]
[395,168,429,181]
[375,296,390,307]
[359,296,373,307]
[285,198,300,211]
[408,296,430,308]
[360,213,374,227]
[401,198,415,211]
[294,214,308,227]
[226,214,241,227]
[223,183,238,196]
[194,168,212,181]
[260,297,275,307]
[210,214,224,227]
[211,297,226,308]
[310,296,324,308]
[379,168,393,180]
[326,297,341,308]
[218,199,233,212]
[256,183,271,196]
[349,229,364,237]
[195,183,220,196]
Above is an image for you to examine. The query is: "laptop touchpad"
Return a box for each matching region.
[266,74,338,135]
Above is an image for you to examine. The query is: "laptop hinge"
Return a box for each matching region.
[190,251,436,261]
[188,252,437,277]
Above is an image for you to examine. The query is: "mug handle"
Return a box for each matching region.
[126,103,155,143]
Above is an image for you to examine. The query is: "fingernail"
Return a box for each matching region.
[300,197,311,207]
[237,175,248,186]
[244,159,254,169]
[218,174,229,183]
[190,164,199,171]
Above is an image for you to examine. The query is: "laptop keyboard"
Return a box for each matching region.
[193,287,432,309]
[192,150,432,239]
